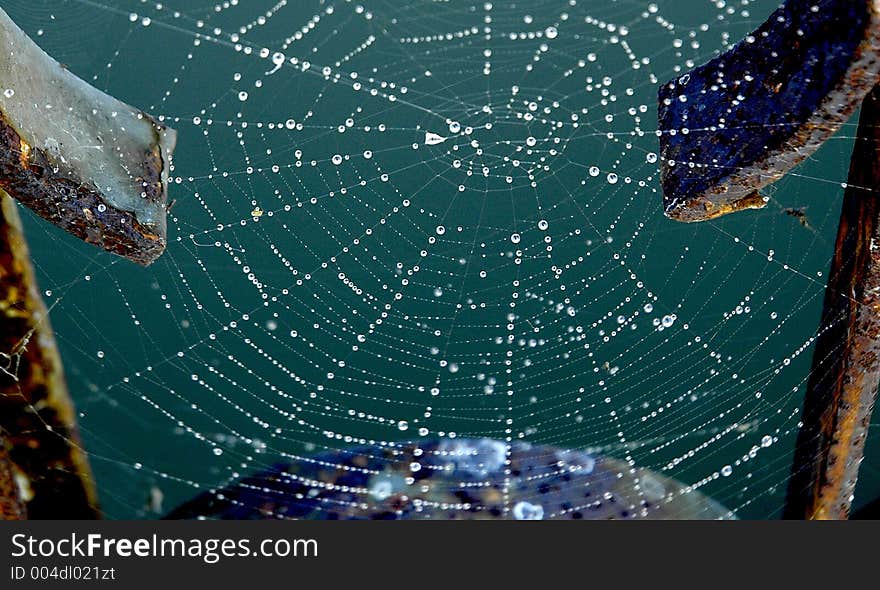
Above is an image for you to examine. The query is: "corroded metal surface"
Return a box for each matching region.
[0,115,172,266]
[166,438,734,520]
[0,8,176,266]
[0,434,25,519]
[659,0,880,222]
[0,192,100,519]
[784,87,880,520]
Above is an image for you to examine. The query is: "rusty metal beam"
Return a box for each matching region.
[0,433,25,519]
[783,87,880,520]
[658,0,880,519]
[0,191,100,519]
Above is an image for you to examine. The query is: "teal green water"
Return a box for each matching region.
[4,0,878,519]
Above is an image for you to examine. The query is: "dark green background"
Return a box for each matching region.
[4,0,876,519]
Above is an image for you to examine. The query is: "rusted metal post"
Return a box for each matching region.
[783,87,880,519]
[658,0,880,519]
[0,191,100,519]
[0,434,26,519]
[0,9,179,518]
[659,0,880,223]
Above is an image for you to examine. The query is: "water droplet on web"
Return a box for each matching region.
[425,132,446,145]
[369,478,394,501]
[513,501,544,520]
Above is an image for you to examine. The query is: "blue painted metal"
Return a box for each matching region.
[165,439,733,520]
[659,0,880,222]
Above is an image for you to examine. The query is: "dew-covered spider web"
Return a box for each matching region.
[6,0,880,519]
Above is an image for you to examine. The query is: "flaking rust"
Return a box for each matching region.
[659,0,880,222]
[0,7,176,265]
[0,434,25,519]
[0,192,100,519]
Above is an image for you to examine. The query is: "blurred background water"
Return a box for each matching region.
[3,0,877,519]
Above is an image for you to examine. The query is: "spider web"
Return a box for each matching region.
[5,0,877,519]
